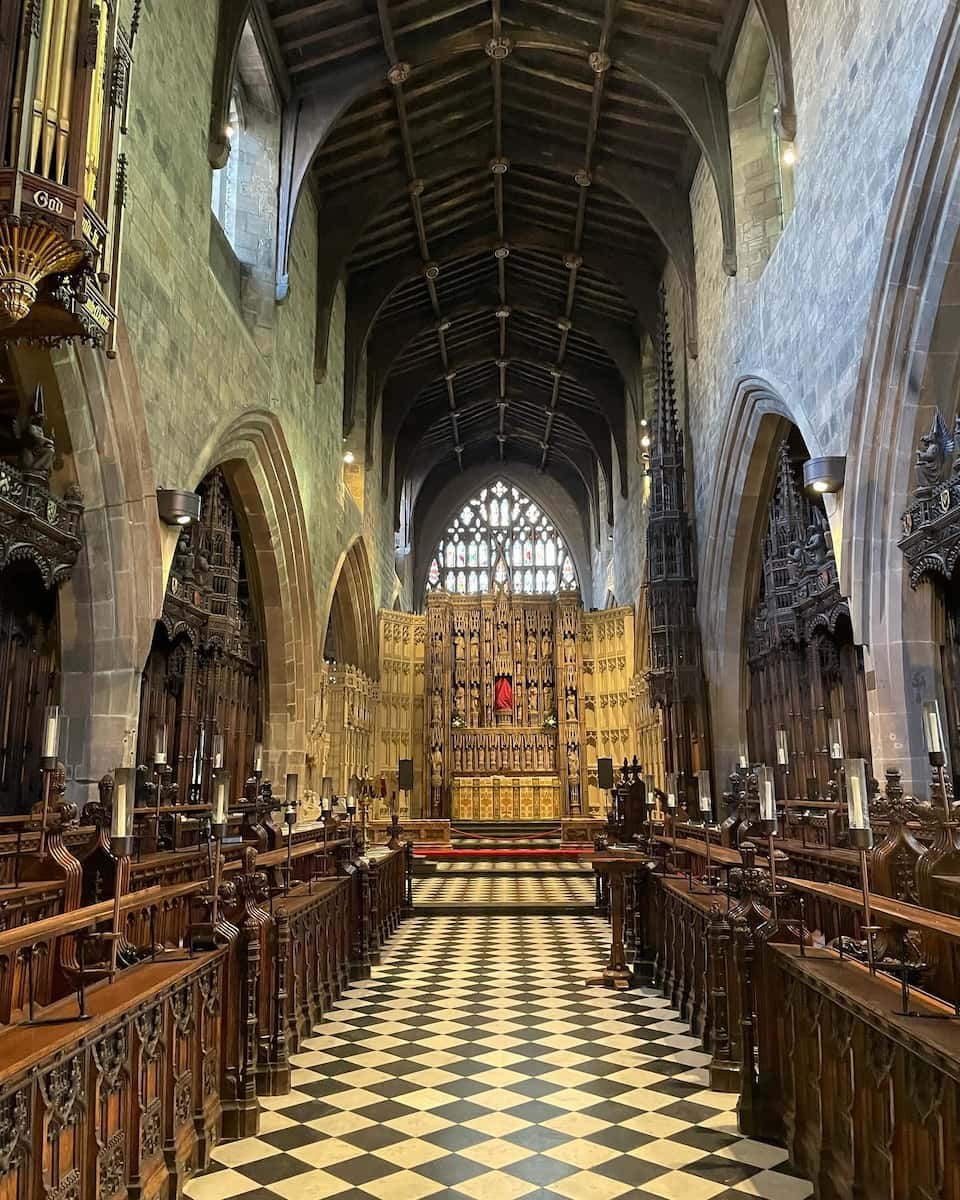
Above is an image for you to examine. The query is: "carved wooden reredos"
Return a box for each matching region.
[372,587,635,821]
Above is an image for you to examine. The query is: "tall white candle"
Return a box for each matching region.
[758,767,776,822]
[154,725,167,766]
[213,773,228,825]
[113,777,128,839]
[848,773,865,828]
[776,729,789,767]
[212,733,224,770]
[253,741,263,774]
[42,706,60,760]
[923,701,944,755]
[828,718,843,762]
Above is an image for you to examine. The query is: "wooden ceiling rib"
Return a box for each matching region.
[265,0,740,501]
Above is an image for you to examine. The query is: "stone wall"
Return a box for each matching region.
[120,0,396,600]
[41,0,400,789]
[676,0,945,533]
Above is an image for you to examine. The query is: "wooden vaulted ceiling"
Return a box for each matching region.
[258,0,768,522]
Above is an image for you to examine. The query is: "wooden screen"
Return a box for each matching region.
[137,469,262,801]
[745,435,870,796]
[937,577,960,796]
[0,562,58,814]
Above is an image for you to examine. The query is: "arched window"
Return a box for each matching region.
[211,91,242,246]
[209,22,281,333]
[727,2,796,280]
[426,480,579,597]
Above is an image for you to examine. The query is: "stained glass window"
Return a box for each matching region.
[426,480,578,597]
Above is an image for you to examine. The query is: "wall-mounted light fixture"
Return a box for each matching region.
[157,488,201,527]
[803,456,845,496]
[343,450,355,465]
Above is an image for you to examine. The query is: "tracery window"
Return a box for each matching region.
[426,481,578,597]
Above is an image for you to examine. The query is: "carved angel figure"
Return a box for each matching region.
[15,389,55,478]
[914,409,953,497]
[790,521,829,574]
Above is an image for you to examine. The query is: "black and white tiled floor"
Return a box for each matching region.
[432,862,589,874]
[411,876,595,908]
[186,915,812,1200]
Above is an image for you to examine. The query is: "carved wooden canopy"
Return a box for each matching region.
[217,0,796,523]
[899,408,960,586]
[746,439,846,664]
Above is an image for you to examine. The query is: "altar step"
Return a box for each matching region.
[412,823,596,913]
[450,819,562,845]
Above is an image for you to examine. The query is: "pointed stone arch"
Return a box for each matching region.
[323,538,380,681]
[190,410,320,778]
[843,4,960,791]
[697,374,823,778]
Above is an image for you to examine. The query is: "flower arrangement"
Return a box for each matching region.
[542,709,558,730]
[451,711,467,729]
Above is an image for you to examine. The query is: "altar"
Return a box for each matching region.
[451,775,562,821]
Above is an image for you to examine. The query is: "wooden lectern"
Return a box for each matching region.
[586,850,642,989]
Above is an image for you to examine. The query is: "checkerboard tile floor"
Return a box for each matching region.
[412,875,595,908]
[186,916,812,1200]
[431,862,590,874]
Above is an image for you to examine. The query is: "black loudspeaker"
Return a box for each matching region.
[398,758,414,790]
[597,757,614,789]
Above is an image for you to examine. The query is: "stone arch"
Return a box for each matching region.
[190,409,320,779]
[322,537,380,681]
[45,327,166,807]
[698,374,823,778]
[843,4,960,790]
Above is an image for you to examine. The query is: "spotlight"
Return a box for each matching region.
[343,450,355,465]
[157,488,201,527]
[640,418,648,428]
[803,456,845,496]
[641,435,651,449]
[782,144,796,166]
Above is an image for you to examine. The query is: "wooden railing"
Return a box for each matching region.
[0,824,412,1196]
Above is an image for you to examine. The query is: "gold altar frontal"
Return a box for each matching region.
[451,775,562,820]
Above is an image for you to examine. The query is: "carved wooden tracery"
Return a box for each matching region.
[645,292,710,781]
[900,408,960,780]
[746,432,869,793]
[137,468,261,804]
[0,355,83,814]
